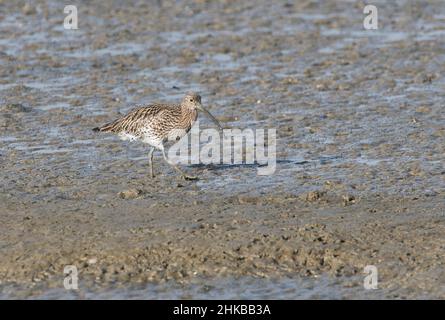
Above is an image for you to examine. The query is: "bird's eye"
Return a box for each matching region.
[189,99,193,102]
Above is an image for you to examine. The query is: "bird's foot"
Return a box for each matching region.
[181,174,199,181]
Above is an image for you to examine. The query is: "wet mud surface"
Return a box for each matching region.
[0,0,444,298]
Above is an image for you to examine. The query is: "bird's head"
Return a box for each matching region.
[182,92,222,131]
[182,92,202,109]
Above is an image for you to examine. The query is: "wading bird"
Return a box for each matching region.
[93,92,222,180]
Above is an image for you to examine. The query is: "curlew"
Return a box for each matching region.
[93,92,222,180]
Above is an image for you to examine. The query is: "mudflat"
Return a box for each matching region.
[0,0,444,298]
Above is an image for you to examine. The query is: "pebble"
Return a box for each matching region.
[118,189,142,199]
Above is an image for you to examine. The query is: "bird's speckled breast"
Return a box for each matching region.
[180,107,198,132]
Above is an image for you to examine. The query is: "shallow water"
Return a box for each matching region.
[2,276,386,300]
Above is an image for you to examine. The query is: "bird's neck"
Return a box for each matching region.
[180,104,198,126]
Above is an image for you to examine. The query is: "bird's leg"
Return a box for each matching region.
[161,148,198,180]
[148,147,155,178]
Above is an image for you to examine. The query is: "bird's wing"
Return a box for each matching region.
[97,104,175,135]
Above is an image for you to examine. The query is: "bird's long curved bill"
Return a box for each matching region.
[199,105,223,131]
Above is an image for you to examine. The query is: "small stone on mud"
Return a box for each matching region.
[22,4,37,15]
[342,195,356,206]
[0,103,31,113]
[305,191,325,202]
[118,189,142,199]
[415,106,431,113]
[237,195,260,204]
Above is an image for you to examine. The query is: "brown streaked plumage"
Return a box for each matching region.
[93,92,222,180]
